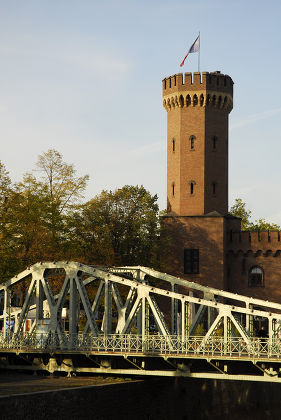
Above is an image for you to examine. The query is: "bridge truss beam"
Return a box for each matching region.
[0,262,281,382]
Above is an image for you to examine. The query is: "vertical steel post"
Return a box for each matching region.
[181,299,185,342]
[69,277,78,348]
[135,271,147,335]
[142,296,146,341]
[224,314,228,354]
[3,287,10,339]
[171,283,178,334]
[268,316,273,355]
[185,301,189,338]
[246,303,254,336]
[104,279,112,336]
[36,279,44,323]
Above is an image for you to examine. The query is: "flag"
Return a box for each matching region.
[180,35,200,67]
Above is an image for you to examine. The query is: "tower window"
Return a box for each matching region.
[172,182,175,197]
[248,266,264,287]
[190,135,196,150]
[212,136,217,150]
[184,249,199,274]
[212,182,216,195]
[172,138,175,152]
[190,182,195,195]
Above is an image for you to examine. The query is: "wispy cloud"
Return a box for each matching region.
[230,107,281,130]
[0,38,132,81]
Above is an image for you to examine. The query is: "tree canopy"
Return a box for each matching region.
[0,153,162,282]
[229,198,280,231]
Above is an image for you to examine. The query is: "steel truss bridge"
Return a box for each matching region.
[1,262,281,382]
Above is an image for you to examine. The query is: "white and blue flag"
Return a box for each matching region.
[180,35,200,67]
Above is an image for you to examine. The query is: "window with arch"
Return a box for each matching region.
[190,135,196,150]
[189,181,195,195]
[172,138,175,152]
[248,266,264,287]
[212,136,217,150]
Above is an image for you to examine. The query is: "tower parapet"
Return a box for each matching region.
[163,71,233,113]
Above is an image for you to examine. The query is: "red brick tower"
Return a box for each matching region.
[163,71,233,216]
[162,72,238,290]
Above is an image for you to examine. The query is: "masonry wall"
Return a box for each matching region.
[162,215,227,290]
[227,230,281,303]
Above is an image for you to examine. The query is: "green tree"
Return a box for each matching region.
[69,185,160,266]
[250,218,280,231]
[35,149,89,251]
[36,149,89,213]
[229,198,280,231]
[229,198,252,230]
[0,161,12,204]
[0,151,89,281]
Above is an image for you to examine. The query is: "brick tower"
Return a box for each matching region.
[163,71,233,216]
[162,71,238,290]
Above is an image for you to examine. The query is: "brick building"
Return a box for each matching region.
[162,71,281,303]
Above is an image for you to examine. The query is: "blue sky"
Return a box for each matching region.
[1,0,281,222]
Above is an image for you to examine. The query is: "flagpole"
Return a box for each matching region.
[198,31,200,72]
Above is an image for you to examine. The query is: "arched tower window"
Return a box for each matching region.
[193,94,198,106]
[172,138,175,152]
[190,135,196,150]
[179,95,184,107]
[248,266,264,287]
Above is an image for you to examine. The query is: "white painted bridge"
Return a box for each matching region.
[1,262,281,382]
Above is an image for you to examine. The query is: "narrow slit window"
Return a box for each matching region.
[212,136,217,150]
[172,138,175,152]
[190,135,196,150]
[190,182,194,195]
[212,182,216,195]
[172,183,175,196]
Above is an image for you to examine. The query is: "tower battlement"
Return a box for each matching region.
[163,72,233,113]
[163,71,233,94]
[228,230,281,253]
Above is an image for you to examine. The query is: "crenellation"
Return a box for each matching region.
[193,72,201,85]
[270,231,280,244]
[184,72,192,85]
[240,231,251,245]
[162,72,233,101]
[260,231,270,243]
[250,231,260,247]
[176,73,183,86]
[228,230,281,253]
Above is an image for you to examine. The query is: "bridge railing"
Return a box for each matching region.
[0,332,280,359]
